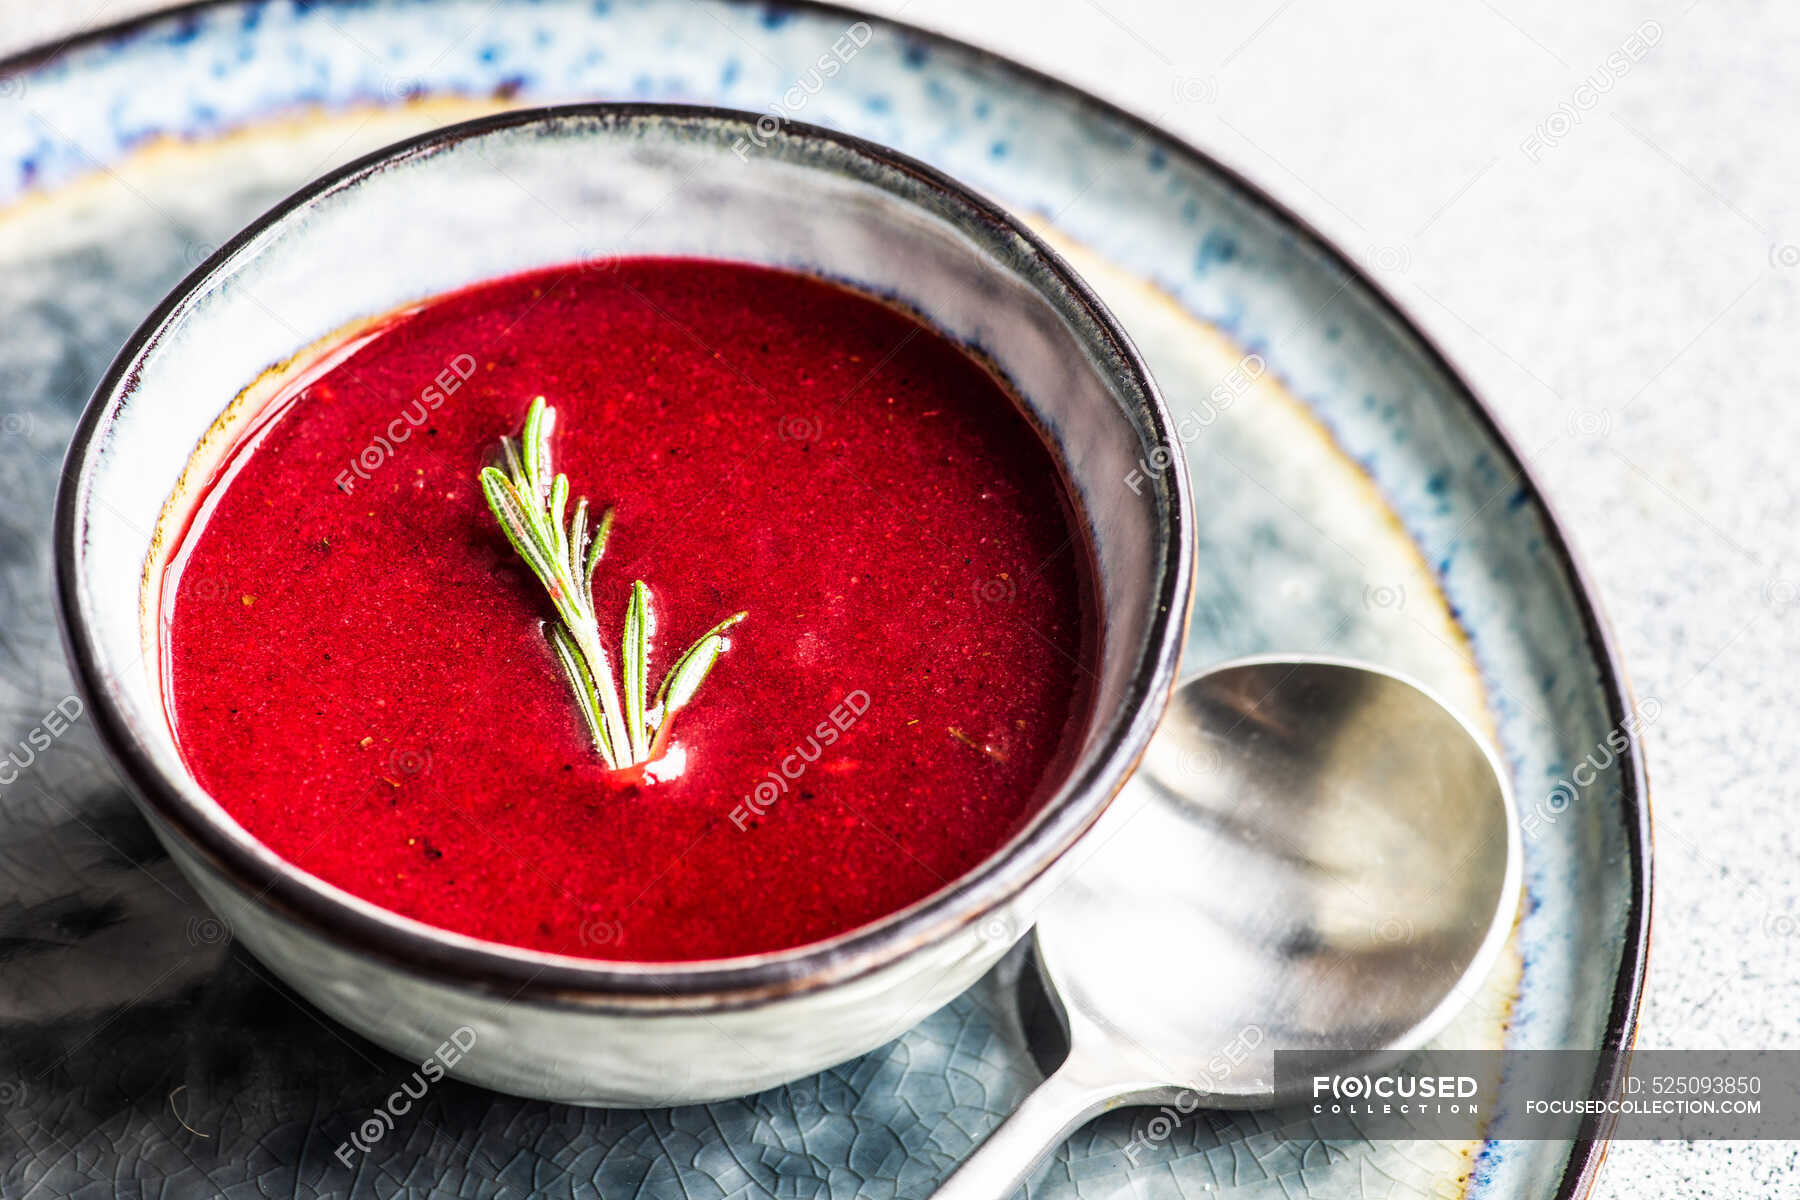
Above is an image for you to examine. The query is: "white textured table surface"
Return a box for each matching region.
[5,1,1795,1196]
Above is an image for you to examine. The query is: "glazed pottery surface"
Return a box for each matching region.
[57,105,1193,1106]
[0,3,1646,1197]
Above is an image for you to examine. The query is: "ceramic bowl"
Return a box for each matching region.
[54,104,1193,1106]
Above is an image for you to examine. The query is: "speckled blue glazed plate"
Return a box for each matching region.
[0,3,1648,1197]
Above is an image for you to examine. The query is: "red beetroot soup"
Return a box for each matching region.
[163,259,1096,961]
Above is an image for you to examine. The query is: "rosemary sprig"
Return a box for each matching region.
[479,396,745,771]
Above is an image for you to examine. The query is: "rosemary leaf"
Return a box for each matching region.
[655,611,748,714]
[480,469,558,589]
[569,498,589,592]
[548,622,615,763]
[586,506,614,587]
[479,398,744,773]
[522,399,549,502]
[549,474,570,568]
[661,634,726,714]
[623,580,652,761]
[499,435,524,483]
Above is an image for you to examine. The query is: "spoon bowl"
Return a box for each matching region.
[935,656,1521,1197]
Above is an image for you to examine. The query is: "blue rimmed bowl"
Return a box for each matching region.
[53,104,1194,1106]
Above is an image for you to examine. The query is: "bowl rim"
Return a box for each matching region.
[53,101,1196,1011]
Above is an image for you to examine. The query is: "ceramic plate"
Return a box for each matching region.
[0,2,1648,1197]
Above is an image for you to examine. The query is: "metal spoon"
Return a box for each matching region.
[934,656,1521,1198]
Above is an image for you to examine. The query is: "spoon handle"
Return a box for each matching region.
[931,1061,1120,1200]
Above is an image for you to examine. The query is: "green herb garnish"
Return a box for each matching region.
[480,396,745,771]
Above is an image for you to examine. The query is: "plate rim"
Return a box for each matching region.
[0,2,1652,1195]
